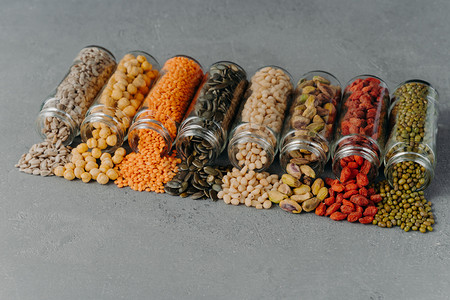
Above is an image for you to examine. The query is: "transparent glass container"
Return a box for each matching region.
[175,61,247,163]
[80,51,160,153]
[228,66,293,171]
[35,45,116,145]
[331,75,390,180]
[384,80,439,190]
[128,55,204,155]
[280,71,342,176]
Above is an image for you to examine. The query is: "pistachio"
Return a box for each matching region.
[302,86,316,94]
[306,122,325,133]
[291,115,310,129]
[290,157,310,165]
[279,199,302,214]
[297,93,309,104]
[324,102,336,115]
[293,184,311,195]
[311,178,324,195]
[277,183,293,196]
[300,165,316,178]
[312,75,330,85]
[286,162,302,179]
[297,79,314,89]
[305,95,317,108]
[268,190,287,204]
[312,114,325,124]
[317,81,334,98]
[316,106,330,117]
[291,192,312,203]
[316,186,329,201]
[302,107,317,119]
[302,197,321,212]
[289,150,302,158]
[316,93,331,105]
[281,174,301,188]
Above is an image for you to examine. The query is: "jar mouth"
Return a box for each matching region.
[297,70,342,88]
[255,65,294,84]
[83,45,116,61]
[389,79,439,114]
[170,54,203,71]
[176,119,223,161]
[332,134,381,180]
[128,118,173,155]
[127,50,161,72]
[345,74,388,89]
[280,131,329,176]
[228,129,276,172]
[36,106,78,146]
[209,61,247,78]
[80,111,126,153]
[384,152,433,191]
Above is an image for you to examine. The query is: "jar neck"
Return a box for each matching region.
[384,147,434,191]
[176,118,224,161]
[80,110,126,153]
[280,131,328,176]
[128,117,173,155]
[228,124,276,172]
[35,105,78,146]
[332,135,381,180]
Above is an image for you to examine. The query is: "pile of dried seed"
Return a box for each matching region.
[165,159,231,200]
[218,166,279,209]
[40,46,116,144]
[16,140,72,176]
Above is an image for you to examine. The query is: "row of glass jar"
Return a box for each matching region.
[35,45,439,191]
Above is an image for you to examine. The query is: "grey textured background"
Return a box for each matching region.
[1,0,450,299]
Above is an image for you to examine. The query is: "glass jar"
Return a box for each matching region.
[228,66,293,171]
[128,55,204,155]
[384,80,439,190]
[35,46,116,145]
[279,71,341,177]
[331,75,390,181]
[175,61,247,163]
[80,51,160,153]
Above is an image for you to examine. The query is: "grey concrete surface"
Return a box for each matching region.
[1,0,450,299]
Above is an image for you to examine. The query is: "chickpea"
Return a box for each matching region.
[127,84,137,95]
[75,159,87,169]
[53,166,65,177]
[86,138,98,149]
[81,172,92,183]
[85,161,98,172]
[76,143,89,153]
[99,165,110,173]
[136,55,146,63]
[91,148,102,159]
[97,173,109,185]
[93,122,102,129]
[99,127,111,139]
[64,162,75,170]
[63,169,75,181]
[97,138,107,150]
[85,155,96,163]
[111,89,123,100]
[82,152,92,158]
[115,147,126,157]
[71,154,83,163]
[101,159,114,169]
[100,153,112,161]
[112,154,123,165]
[123,106,136,118]
[117,97,130,110]
[74,167,84,179]
[89,168,101,180]
[141,60,152,71]
[106,134,118,146]
[91,129,100,139]
[106,169,119,180]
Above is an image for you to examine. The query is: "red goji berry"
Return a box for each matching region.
[342,199,354,208]
[347,162,358,169]
[367,200,375,207]
[345,183,358,191]
[359,216,374,224]
[355,205,363,214]
[350,194,369,207]
[367,188,376,196]
[315,203,326,216]
[325,203,341,216]
[340,159,347,168]
[331,183,345,193]
[330,211,348,221]
[370,194,382,203]
[359,187,368,197]
[354,155,364,166]
[336,193,344,204]
[324,196,335,206]
[347,212,362,223]
[360,160,372,175]
[343,190,358,198]
[325,177,335,186]
[342,156,354,163]
[350,168,359,179]
[340,205,355,214]
[340,166,352,183]
[363,206,378,217]
[356,173,369,187]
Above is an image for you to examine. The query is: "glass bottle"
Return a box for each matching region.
[175,61,247,163]
[331,75,390,180]
[128,55,204,155]
[279,71,341,177]
[228,66,293,171]
[384,80,439,190]
[80,51,160,153]
[35,45,116,145]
